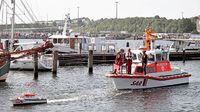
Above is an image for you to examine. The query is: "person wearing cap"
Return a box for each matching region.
[142,50,148,75]
[126,48,133,74]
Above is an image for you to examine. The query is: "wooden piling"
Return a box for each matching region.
[4,40,9,51]
[33,52,38,79]
[88,50,93,74]
[79,43,82,54]
[52,50,58,75]
[182,49,186,63]
[126,42,129,47]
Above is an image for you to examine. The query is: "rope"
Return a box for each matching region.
[0,41,53,57]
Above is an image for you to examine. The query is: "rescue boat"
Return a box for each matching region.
[11,93,47,106]
[105,26,192,90]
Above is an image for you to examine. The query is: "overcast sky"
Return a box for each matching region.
[3,0,200,23]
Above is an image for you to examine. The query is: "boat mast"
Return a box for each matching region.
[10,0,15,51]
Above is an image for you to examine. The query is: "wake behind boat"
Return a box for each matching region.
[105,26,192,90]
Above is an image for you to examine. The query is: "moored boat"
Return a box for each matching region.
[48,14,116,54]
[0,51,10,82]
[10,42,54,70]
[105,26,192,90]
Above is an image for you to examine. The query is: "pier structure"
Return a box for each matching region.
[55,51,200,66]
[58,53,116,66]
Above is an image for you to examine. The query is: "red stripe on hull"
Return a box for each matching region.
[106,73,191,81]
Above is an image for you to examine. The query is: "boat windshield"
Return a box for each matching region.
[156,53,162,61]
[162,52,167,60]
[132,53,137,60]
[148,53,155,62]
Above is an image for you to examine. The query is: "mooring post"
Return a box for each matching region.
[52,50,58,75]
[88,50,93,74]
[182,48,186,63]
[79,43,82,54]
[4,40,9,51]
[33,52,38,79]
[126,42,129,47]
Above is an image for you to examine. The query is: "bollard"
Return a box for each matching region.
[33,52,38,79]
[88,50,93,74]
[52,50,58,75]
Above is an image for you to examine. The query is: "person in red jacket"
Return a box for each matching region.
[113,52,122,73]
[126,48,133,74]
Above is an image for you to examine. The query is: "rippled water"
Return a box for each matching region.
[0,39,199,112]
[0,60,200,112]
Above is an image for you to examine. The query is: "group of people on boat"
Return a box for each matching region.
[113,48,148,74]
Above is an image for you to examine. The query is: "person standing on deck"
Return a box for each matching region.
[126,48,133,74]
[113,52,122,73]
[142,50,148,75]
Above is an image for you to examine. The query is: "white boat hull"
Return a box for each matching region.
[106,72,191,90]
[112,76,189,90]
[10,56,53,70]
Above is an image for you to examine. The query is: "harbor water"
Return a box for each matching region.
[0,40,199,112]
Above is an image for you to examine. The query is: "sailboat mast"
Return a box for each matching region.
[10,0,15,51]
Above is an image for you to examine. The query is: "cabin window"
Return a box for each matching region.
[102,45,106,51]
[93,45,96,51]
[108,45,115,53]
[53,39,57,44]
[88,45,96,51]
[162,52,168,60]
[132,53,137,60]
[63,39,69,44]
[135,66,143,73]
[148,53,155,61]
[58,39,63,43]
[156,54,162,61]
[76,39,81,43]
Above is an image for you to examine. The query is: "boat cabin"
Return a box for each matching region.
[48,35,116,53]
[116,49,171,75]
[131,49,171,75]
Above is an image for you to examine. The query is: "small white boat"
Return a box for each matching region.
[11,93,47,106]
[11,55,53,70]
[10,42,54,70]
[105,27,192,90]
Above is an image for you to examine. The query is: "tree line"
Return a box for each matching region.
[71,15,198,35]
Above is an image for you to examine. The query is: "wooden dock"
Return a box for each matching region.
[47,51,200,66]
[170,51,200,61]
[58,53,116,66]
